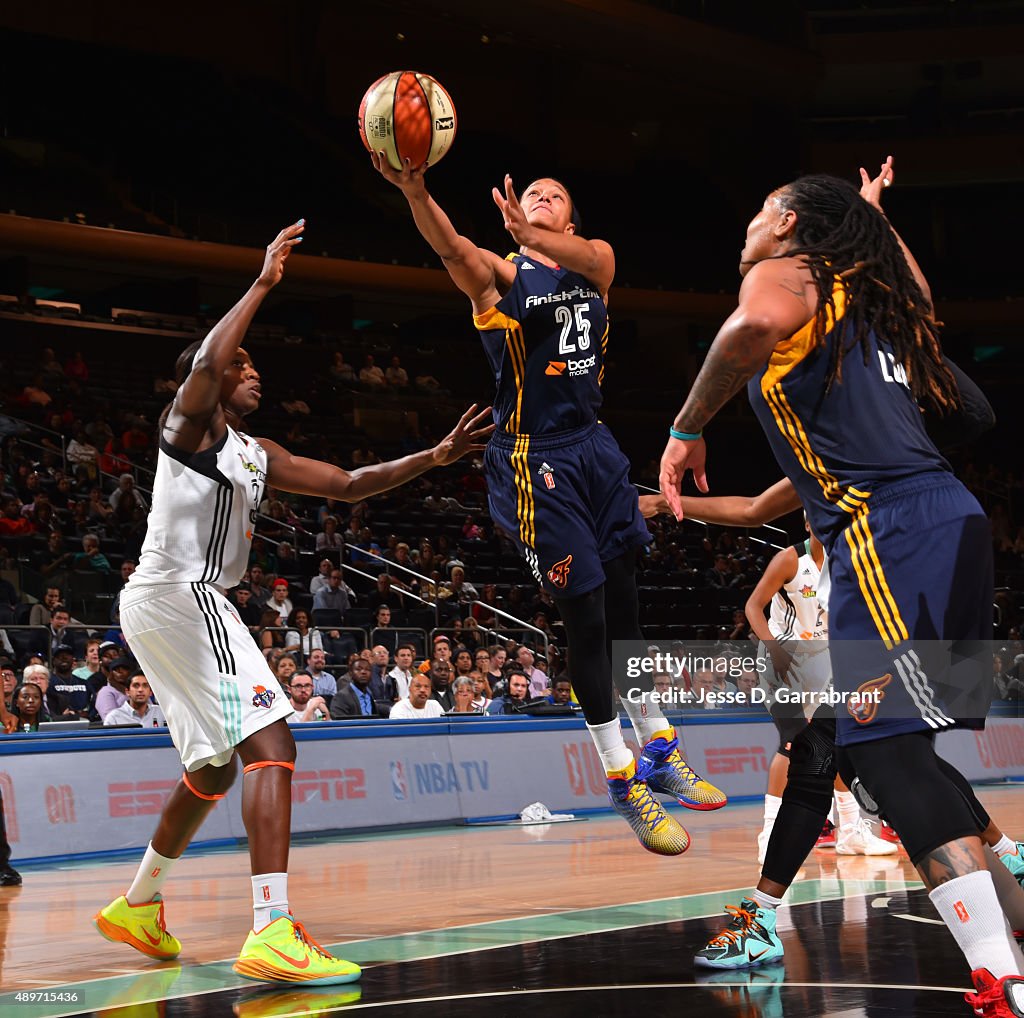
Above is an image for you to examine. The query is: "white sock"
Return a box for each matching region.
[929,870,1024,977]
[751,889,783,911]
[587,718,634,773]
[619,695,671,747]
[252,872,289,931]
[763,794,782,828]
[126,843,178,905]
[835,791,861,831]
[993,835,1018,859]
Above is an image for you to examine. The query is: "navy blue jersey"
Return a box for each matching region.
[474,254,608,435]
[747,285,951,551]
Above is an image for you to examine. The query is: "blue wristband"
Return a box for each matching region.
[669,427,702,441]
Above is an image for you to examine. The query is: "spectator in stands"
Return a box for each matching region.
[47,604,73,657]
[316,498,343,529]
[22,663,57,718]
[313,568,350,617]
[472,673,493,712]
[351,527,383,567]
[259,607,287,658]
[247,564,271,607]
[705,554,735,589]
[65,351,89,383]
[462,516,484,541]
[280,390,311,416]
[274,654,299,693]
[120,559,137,585]
[368,645,394,696]
[231,583,263,635]
[385,355,409,389]
[443,565,477,604]
[283,608,322,663]
[548,678,574,706]
[86,488,115,532]
[73,533,112,572]
[121,416,151,460]
[328,350,357,386]
[316,515,343,552]
[449,676,479,714]
[419,635,452,674]
[309,558,334,595]
[65,429,99,480]
[2,664,18,712]
[993,654,1024,700]
[303,648,337,703]
[390,672,445,720]
[104,671,167,727]
[389,644,417,702]
[486,669,531,715]
[473,648,491,675]
[248,536,277,574]
[109,473,148,514]
[371,604,394,641]
[453,648,474,680]
[50,645,90,717]
[87,641,121,701]
[11,681,48,731]
[73,637,101,685]
[359,354,386,389]
[428,659,454,711]
[330,657,378,719]
[285,672,329,724]
[269,579,293,626]
[485,644,507,690]
[0,495,34,538]
[29,586,62,627]
[516,646,549,698]
[95,656,133,720]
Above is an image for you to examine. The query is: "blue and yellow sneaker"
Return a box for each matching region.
[999,842,1024,889]
[234,910,361,986]
[694,899,784,969]
[638,734,727,810]
[607,758,690,856]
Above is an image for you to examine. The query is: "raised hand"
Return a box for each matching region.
[859,155,894,211]
[659,435,709,521]
[258,220,305,288]
[369,151,428,197]
[432,404,495,466]
[492,174,534,247]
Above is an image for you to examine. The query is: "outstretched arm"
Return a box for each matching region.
[370,155,503,310]
[262,404,494,502]
[492,176,615,295]
[640,478,802,526]
[165,221,304,452]
[859,156,932,308]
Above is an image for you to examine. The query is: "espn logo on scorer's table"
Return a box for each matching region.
[291,769,366,804]
[703,746,770,775]
[108,780,177,817]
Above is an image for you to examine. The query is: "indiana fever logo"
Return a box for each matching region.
[238,454,261,474]
[847,673,892,725]
[547,554,573,589]
[251,685,276,709]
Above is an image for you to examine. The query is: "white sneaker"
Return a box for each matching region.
[836,818,898,856]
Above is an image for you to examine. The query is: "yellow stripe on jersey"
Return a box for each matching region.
[475,307,528,433]
[844,511,908,648]
[761,284,847,393]
[853,511,908,643]
[473,306,520,332]
[511,435,535,549]
[597,319,610,387]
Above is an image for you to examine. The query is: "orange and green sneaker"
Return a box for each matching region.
[638,735,728,811]
[234,910,361,986]
[93,894,181,960]
[607,758,690,856]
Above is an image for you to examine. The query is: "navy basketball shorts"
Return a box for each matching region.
[827,474,994,747]
[484,421,650,598]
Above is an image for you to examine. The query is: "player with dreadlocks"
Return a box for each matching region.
[660,159,1019,1016]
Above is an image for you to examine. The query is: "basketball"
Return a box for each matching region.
[358,71,457,171]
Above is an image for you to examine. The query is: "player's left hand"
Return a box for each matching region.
[432,404,495,466]
[492,175,535,247]
[638,494,671,519]
[659,435,708,521]
[859,155,894,211]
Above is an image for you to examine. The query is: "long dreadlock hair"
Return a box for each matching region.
[775,174,958,413]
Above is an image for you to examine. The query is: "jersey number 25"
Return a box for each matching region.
[556,303,591,354]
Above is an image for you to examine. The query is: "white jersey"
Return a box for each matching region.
[768,541,828,641]
[130,425,267,590]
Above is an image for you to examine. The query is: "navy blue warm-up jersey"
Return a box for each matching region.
[474,254,609,435]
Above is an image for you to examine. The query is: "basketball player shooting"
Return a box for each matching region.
[93,220,493,985]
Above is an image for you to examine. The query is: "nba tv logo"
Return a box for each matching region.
[390,761,408,800]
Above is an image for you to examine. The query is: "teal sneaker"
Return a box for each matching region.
[1000,842,1024,888]
[694,898,784,969]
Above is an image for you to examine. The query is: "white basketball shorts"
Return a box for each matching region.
[120,581,294,771]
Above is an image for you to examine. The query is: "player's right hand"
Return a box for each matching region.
[370,151,428,196]
[767,638,795,685]
[257,221,304,288]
